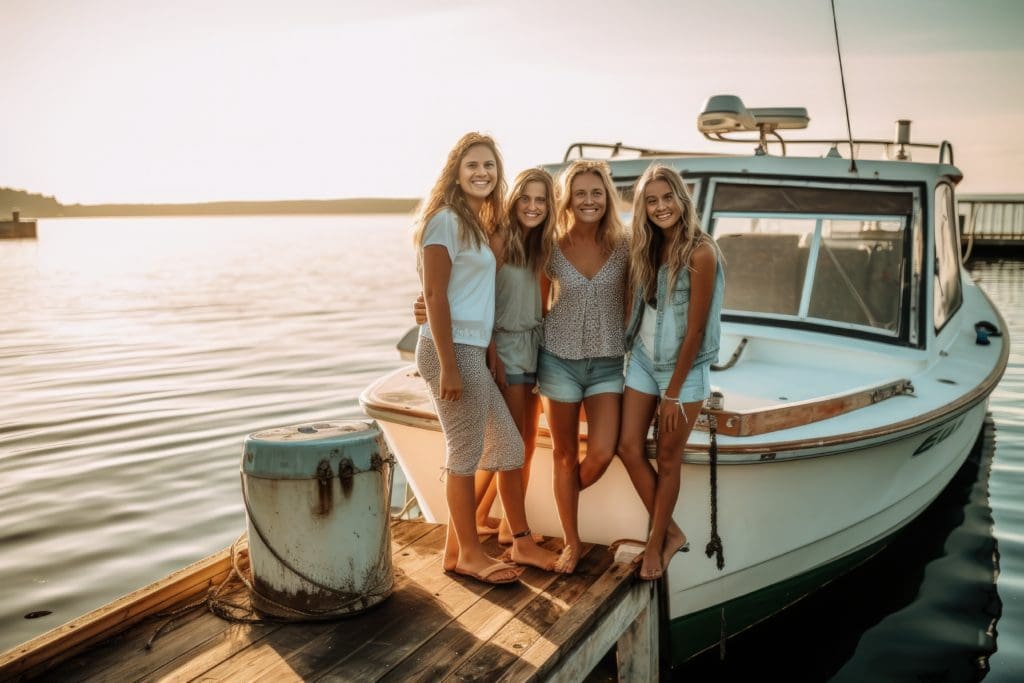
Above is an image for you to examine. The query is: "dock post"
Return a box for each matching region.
[616,580,660,681]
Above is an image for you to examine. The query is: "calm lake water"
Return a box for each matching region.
[1,217,1021,681]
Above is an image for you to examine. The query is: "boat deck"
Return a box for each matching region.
[1,521,659,682]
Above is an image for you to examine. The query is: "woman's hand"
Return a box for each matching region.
[658,396,684,434]
[493,355,507,389]
[440,367,463,401]
[486,341,507,388]
[413,293,427,325]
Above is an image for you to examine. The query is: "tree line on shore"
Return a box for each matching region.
[0,187,419,218]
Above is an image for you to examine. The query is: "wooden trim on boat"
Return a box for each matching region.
[0,547,233,681]
[696,379,915,437]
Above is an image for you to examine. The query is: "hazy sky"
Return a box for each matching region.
[1,0,1022,204]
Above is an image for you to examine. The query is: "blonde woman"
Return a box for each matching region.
[416,169,559,560]
[415,134,556,583]
[617,164,724,580]
[538,159,629,573]
[474,168,555,544]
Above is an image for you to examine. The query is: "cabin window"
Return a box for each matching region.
[933,184,963,332]
[709,182,913,337]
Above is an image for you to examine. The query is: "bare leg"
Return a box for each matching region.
[578,392,622,489]
[474,470,500,534]
[543,396,583,573]
[617,388,687,573]
[498,385,543,543]
[497,467,558,570]
[641,401,702,580]
[447,473,519,581]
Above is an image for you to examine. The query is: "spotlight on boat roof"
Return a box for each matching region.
[698,95,810,155]
[698,95,809,134]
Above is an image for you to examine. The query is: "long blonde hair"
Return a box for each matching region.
[629,163,712,303]
[503,168,555,275]
[413,132,507,252]
[553,159,624,256]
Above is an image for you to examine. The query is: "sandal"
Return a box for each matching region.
[453,561,522,585]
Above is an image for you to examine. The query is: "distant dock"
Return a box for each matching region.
[0,211,36,239]
[960,194,1024,256]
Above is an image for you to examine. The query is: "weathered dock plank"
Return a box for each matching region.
[2,521,657,682]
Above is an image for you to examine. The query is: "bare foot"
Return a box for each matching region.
[553,544,580,574]
[476,515,500,536]
[638,544,663,581]
[510,539,559,571]
[660,526,689,571]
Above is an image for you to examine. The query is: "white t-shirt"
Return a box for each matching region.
[419,208,495,348]
[639,300,675,356]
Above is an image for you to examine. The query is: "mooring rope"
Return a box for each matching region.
[704,414,725,570]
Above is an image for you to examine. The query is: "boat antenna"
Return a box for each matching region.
[830,0,857,172]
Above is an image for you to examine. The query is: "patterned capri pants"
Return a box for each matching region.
[416,336,524,476]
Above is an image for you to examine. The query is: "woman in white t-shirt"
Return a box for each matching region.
[414,133,558,584]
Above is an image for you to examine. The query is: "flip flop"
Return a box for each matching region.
[453,561,522,585]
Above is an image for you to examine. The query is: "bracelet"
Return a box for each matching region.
[661,393,679,403]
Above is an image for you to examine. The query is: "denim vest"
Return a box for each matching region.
[624,259,725,371]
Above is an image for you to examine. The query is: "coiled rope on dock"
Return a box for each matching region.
[146,456,398,649]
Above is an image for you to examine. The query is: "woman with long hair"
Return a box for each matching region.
[414,134,556,583]
[472,168,555,543]
[617,163,724,580]
[538,159,629,573]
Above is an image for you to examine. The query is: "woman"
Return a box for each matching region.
[475,168,555,543]
[414,133,556,584]
[416,169,557,550]
[539,159,629,573]
[617,164,724,580]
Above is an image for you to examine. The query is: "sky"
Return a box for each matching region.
[1,0,1022,204]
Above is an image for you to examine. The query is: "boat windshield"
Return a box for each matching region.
[708,181,914,337]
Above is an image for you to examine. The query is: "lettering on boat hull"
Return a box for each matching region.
[913,416,965,456]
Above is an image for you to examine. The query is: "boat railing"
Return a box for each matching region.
[561,142,733,162]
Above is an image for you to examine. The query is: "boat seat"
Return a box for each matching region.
[717,233,802,315]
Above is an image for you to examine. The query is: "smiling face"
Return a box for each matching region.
[457,144,498,209]
[515,180,548,231]
[570,171,607,226]
[644,178,682,233]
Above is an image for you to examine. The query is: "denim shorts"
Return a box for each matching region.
[625,342,711,403]
[504,372,537,386]
[537,348,625,403]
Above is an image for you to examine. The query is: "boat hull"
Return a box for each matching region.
[369,394,989,665]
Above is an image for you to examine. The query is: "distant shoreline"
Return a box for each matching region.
[0,188,419,218]
[58,197,420,217]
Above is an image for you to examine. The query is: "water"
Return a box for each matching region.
[0,218,1021,681]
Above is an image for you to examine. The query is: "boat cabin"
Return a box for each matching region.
[544,95,966,356]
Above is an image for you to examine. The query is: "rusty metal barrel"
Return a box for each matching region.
[240,420,394,618]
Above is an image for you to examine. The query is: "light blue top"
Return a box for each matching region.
[625,256,725,371]
[418,209,495,348]
[494,263,543,375]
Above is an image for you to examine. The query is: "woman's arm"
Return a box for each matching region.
[540,272,553,316]
[422,245,461,401]
[659,242,717,433]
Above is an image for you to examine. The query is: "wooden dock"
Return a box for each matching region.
[0,521,659,682]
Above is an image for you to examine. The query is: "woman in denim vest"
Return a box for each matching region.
[618,164,725,581]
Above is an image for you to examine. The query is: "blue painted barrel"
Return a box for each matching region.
[241,420,394,618]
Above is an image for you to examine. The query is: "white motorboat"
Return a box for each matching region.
[360,96,1009,664]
